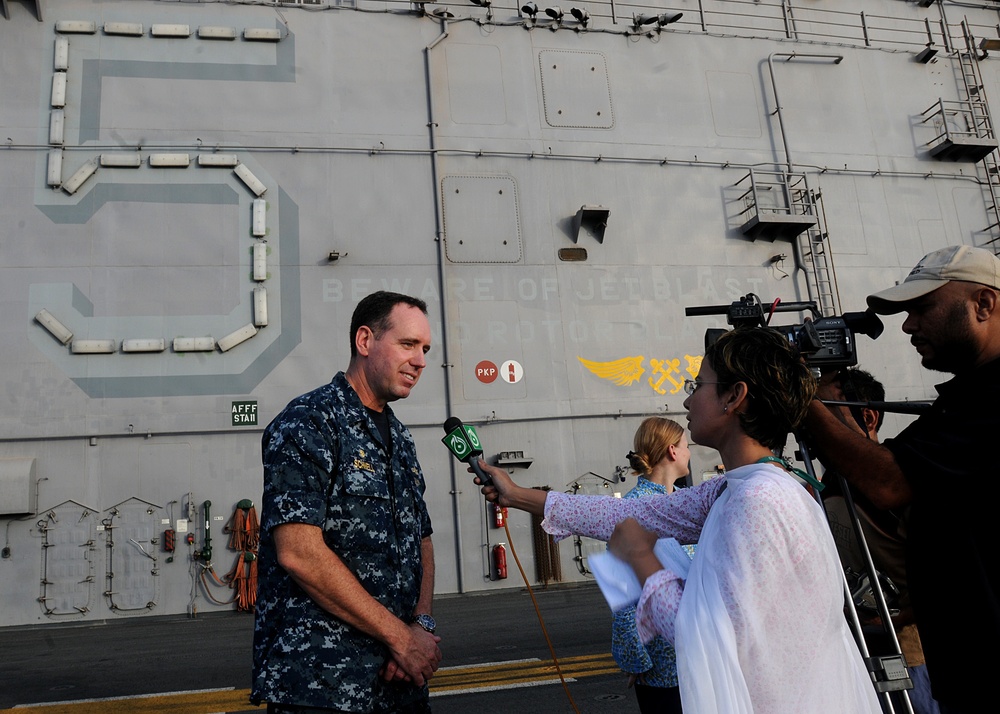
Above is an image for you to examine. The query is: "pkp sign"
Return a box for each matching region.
[475,360,498,383]
[474,359,522,384]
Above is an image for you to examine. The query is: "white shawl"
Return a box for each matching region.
[673,463,881,714]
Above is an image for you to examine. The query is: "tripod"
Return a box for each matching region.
[795,399,931,714]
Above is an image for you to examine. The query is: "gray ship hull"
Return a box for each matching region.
[0,0,995,627]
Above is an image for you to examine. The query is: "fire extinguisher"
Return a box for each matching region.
[492,502,507,529]
[493,542,508,580]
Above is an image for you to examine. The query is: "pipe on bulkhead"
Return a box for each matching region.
[423,17,469,593]
[765,52,843,306]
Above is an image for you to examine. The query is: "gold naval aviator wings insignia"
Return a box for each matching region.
[577,355,645,386]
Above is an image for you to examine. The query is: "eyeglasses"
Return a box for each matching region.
[683,378,724,395]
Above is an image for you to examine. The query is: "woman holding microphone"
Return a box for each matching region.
[475,328,880,714]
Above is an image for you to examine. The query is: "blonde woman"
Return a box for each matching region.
[613,417,692,714]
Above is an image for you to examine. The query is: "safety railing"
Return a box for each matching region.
[344,0,992,57]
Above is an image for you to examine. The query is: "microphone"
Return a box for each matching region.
[441,417,493,487]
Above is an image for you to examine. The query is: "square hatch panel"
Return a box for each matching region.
[539,50,614,129]
[442,175,523,263]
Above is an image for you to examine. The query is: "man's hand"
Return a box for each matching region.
[814,368,845,403]
[813,369,871,436]
[387,624,442,687]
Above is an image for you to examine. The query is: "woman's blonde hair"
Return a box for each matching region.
[628,417,685,475]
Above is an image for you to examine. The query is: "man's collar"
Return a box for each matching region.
[334,372,395,425]
[936,354,1000,395]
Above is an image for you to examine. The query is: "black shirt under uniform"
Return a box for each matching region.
[883,356,1000,711]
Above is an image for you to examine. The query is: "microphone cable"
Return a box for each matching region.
[498,516,582,714]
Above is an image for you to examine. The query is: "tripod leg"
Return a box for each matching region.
[795,434,915,714]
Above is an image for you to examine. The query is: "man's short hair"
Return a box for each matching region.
[836,368,886,432]
[349,291,428,358]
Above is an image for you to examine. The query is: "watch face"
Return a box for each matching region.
[414,613,436,632]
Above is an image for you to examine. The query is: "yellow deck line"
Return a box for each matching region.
[3,653,620,713]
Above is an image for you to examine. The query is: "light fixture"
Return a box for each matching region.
[430,7,455,18]
[150,24,192,38]
[545,6,564,21]
[62,159,99,195]
[51,73,67,108]
[198,153,240,167]
[101,152,142,168]
[632,13,658,31]
[915,44,938,63]
[520,2,538,18]
[49,109,65,146]
[234,163,267,196]
[198,26,238,40]
[244,28,282,42]
[657,12,682,26]
[35,309,73,345]
[469,0,493,22]
[917,0,935,6]
[253,287,269,327]
[253,242,268,281]
[218,324,258,352]
[54,38,69,71]
[411,0,433,15]
[122,338,166,353]
[103,22,143,37]
[71,339,116,354]
[149,153,191,167]
[252,198,267,237]
[570,7,589,26]
[173,336,216,352]
[55,20,97,34]
[47,150,63,187]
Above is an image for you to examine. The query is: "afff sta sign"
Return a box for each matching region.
[232,401,258,426]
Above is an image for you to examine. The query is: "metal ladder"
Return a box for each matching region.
[957,23,1000,250]
[793,179,840,317]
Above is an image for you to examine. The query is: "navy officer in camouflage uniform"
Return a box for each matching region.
[252,291,441,714]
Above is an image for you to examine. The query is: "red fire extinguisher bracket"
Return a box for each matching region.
[492,542,508,580]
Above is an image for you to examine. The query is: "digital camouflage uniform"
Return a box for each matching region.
[251,372,433,712]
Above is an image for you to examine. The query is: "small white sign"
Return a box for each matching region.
[176,519,188,533]
[500,360,523,384]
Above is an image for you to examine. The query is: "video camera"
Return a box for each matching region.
[685,293,884,369]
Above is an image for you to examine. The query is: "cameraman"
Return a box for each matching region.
[804,245,1000,714]
[814,368,938,714]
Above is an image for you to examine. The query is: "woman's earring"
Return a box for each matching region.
[723,405,729,413]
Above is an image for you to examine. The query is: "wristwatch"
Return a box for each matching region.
[412,613,436,634]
